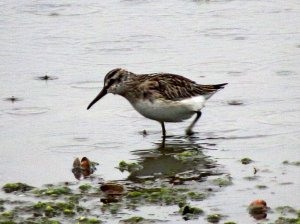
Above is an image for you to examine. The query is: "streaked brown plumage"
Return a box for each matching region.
[87,68,227,137]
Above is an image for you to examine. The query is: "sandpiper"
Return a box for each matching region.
[87,68,227,137]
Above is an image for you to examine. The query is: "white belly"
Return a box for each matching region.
[130,96,206,122]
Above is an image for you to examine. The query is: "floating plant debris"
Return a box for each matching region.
[118,160,143,172]
[3,96,22,102]
[119,216,145,223]
[282,160,300,166]
[78,184,92,192]
[275,206,298,215]
[256,185,268,189]
[2,182,34,193]
[241,157,253,165]
[34,186,72,197]
[72,157,99,180]
[180,204,204,220]
[207,214,222,223]
[227,100,244,106]
[77,216,102,224]
[210,176,233,187]
[100,183,125,196]
[274,216,300,224]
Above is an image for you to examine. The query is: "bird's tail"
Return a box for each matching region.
[209,83,228,90]
[200,83,228,99]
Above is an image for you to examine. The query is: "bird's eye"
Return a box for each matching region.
[105,78,115,87]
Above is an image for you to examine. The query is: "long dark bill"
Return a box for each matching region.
[87,87,107,110]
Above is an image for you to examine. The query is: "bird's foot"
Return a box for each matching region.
[185,129,194,136]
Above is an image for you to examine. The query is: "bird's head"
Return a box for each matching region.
[87,68,131,110]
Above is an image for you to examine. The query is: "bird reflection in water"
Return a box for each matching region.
[127,135,222,184]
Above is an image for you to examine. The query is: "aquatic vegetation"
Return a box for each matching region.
[101,203,122,214]
[256,185,267,189]
[35,186,72,197]
[1,211,14,218]
[274,216,300,224]
[77,216,102,224]
[2,182,34,193]
[174,151,198,161]
[241,157,253,165]
[118,160,143,172]
[181,205,204,215]
[211,176,233,187]
[187,191,207,201]
[276,206,298,215]
[224,222,237,224]
[33,201,77,218]
[179,204,204,220]
[100,182,125,195]
[207,214,222,223]
[126,187,187,205]
[79,184,92,192]
[282,160,300,166]
[120,216,144,223]
[244,176,259,181]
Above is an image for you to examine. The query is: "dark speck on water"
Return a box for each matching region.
[35,75,58,81]
[49,12,60,17]
[4,96,22,103]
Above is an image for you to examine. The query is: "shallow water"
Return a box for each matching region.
[0,0,300,223]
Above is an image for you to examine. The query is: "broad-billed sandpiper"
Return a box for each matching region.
[87,68,227,137]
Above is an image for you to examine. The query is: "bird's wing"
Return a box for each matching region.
[138,73,226,101]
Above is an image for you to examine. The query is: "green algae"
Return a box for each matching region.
[1,211,13,219]
[181,205,203,215]
[224,222,237,224]
[211,177,233,187]
[34,186,72,197]
[180,204,204,220]
[274,217,300,224]
[126,187,187,205]
[276,206,298,215]
[0,211,14,224]
[118,161,143,172]
[101,203,122,214]
[282,160,300,166]
[77,216,102,224]
[2,183,34,193]
[120,216,144,223]
[187,192,207,201]
[174,151,198,161]
[79,184,92,192]
[32,201,78,218]
[241,158,253,165]
[244,176,259,181]
[207,214,222,223]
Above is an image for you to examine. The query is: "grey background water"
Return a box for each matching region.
[0,0,299,223]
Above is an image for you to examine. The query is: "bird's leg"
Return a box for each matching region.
[161,122,166,137]
[186,111,202,135]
